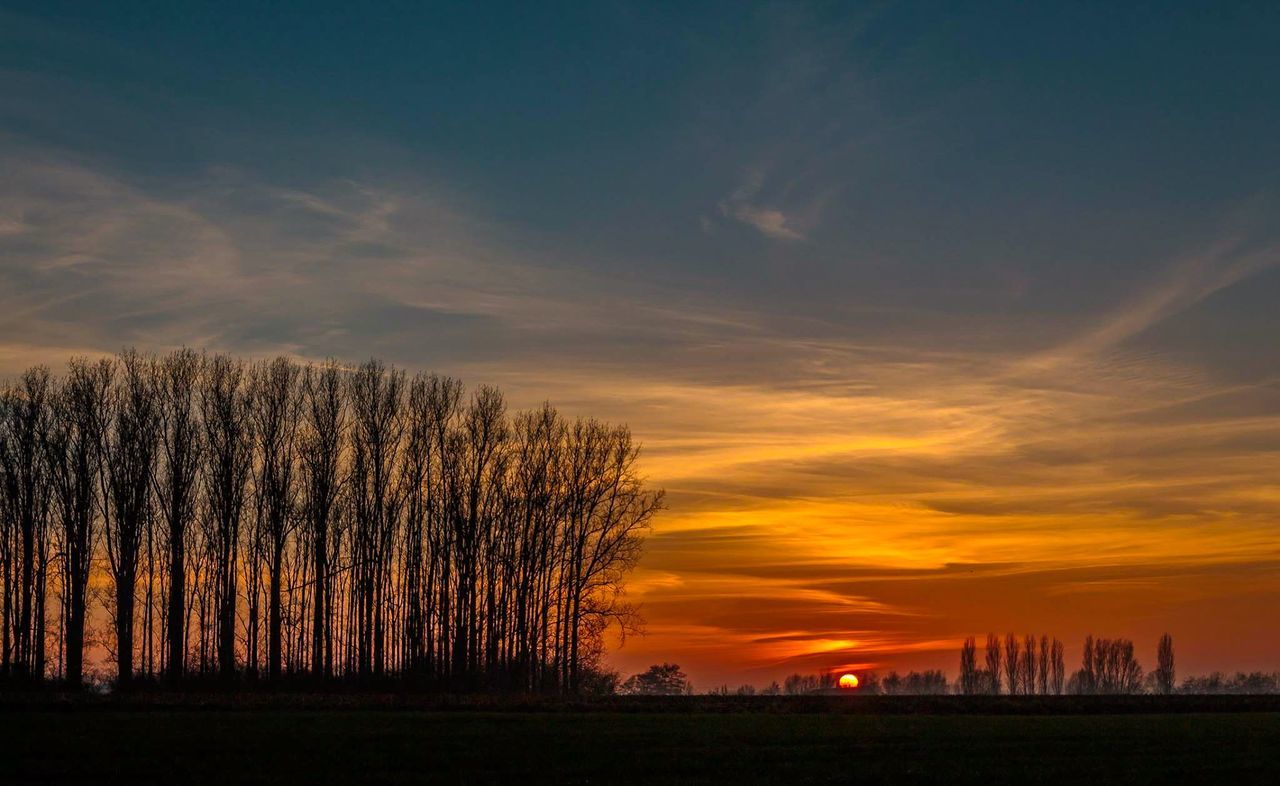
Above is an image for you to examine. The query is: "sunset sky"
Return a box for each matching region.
[3,2,1279,687]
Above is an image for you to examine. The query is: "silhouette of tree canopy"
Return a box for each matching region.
[619,663,691,695]
[0,351,662,692]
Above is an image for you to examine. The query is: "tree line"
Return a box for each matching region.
[622,631,1279,697]
[643,668,951,696]
[0,350,661,692]
[957,633,1176,695]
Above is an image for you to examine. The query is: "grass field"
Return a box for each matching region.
[4,706,1280,783]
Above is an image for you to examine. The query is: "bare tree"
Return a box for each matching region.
[560,421,660,690]
[984,633,1002,695]
[100,352,159,688]
[1155,633,1175,695]
[1078,637,1143,694]
[300,361,345,677]
[4,352,660,691]
[347,360,404,678]
[1037,634,1049,695]
[153,349,204,681]
[0,368,54,679]
[249,358,301,681]
[1050,637,1065,694]
[1020,634,1036,695]
[201,355,253,679]
[1003,633,1020,695]
[44,359,111,687]
[1080,634,1096,694]
[958,636,978,695]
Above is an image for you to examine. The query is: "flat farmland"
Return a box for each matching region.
[3,702,1280,783]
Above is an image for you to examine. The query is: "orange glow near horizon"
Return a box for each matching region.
[552,341,1280,689]
[839,674,860,690]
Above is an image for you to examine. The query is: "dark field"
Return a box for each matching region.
[4,699,1280,783]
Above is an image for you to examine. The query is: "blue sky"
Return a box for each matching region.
[3,2,1280,683]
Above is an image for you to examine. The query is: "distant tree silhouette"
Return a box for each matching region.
[882,670,901,693]
[619,663,690,695]
[1019,634,1036,695]
[783,672,820,695]
[1157,634,1172,696]
[959,636,978,695]
[1155,633,1175,695]
[881,670,948,695]
[1037,635,1049,695]
[984,633,1002,695]
[1069,636,1142,695]
[1050,638,1065,694]
[1079,635,1096,694]
[1003,633,1020,695]
[1179,671,1280,694]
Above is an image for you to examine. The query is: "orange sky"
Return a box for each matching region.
[470,290,1280,688]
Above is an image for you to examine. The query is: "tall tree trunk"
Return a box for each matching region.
[166,530,184,681]
[269,543,283,680]
[65,572,86,687]
[116,573,135,689]
[312,535,326,676]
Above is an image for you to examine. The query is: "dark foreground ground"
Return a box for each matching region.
[3,698,1279,783]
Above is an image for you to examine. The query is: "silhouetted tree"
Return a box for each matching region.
[44,359,111,686]
[619,662,691,695]
[882,670,948,695]
[153,349,203,681]
[2,351,658,691]
[101,352,159,688]
[200,355,253,679]
[1070,636,1142,694]
[1079,634,1096,694]
[1003,633,1020,695]
[1020,634,1036,694]
[984,633,1002,695]
[1037,634,1049,695]
[299,361,345,677]
[1180,671,1280,694]
[959,635,978,695]
[1155,633,1175,695]
[249,358,301,681]
[1050,638,1065,694]
[0,368,54,680]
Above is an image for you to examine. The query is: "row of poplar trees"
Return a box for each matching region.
[0,350,661,691]
[958,633,1171,694]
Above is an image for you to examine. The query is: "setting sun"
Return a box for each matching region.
[838,674,860,690]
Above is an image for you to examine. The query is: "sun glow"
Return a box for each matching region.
[838,673,859,689]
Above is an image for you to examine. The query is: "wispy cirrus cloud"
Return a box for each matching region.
[715,171,806,241]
